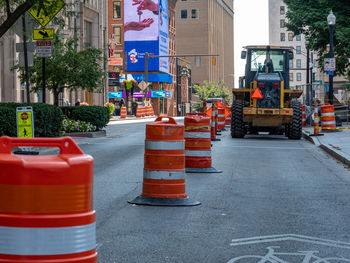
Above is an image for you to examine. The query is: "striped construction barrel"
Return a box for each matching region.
[302,104,306,126]
[136,106,142,117]
[321,104,336,131]
[217,106,226,130]
[225,106,231,125]
[211,104,219,141]
[185,113,221,173]
[0,136,97,263]
[121,106,127,118]
[129,117,200,206]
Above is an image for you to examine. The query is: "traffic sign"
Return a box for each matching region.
[251,88,263,99]
[108,72,120,80]
[33,28,54,40]
[138,81,148,91]
[27,0,65,28]
[36,40,52,57]
[324,58,336,71]
[326,71,334,75]
[16,107,34,138]
[108,79,120,87]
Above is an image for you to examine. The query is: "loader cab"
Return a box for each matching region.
[242,46,293,90]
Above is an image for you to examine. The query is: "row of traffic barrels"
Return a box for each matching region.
[136,106,154,117]
[302,103,337,131]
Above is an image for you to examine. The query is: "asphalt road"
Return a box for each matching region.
[76,120,350,263]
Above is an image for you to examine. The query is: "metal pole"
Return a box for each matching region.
[306,48,310,106]
[329,24,334,105]
[22,15,30,103]
[42,58,46,103]
[310,51,314,106]
[144,53,149,83]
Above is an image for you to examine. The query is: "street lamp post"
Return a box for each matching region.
[327,10,336,105]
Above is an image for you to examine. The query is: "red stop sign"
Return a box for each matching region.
[21,112,28,120]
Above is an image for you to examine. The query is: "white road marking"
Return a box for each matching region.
[229,234,350,250]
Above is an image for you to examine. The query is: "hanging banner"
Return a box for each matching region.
[108,91,125,99]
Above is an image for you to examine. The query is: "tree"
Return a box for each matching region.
[0,0,37,38]
[12,32,105,106]
[192,80,231,112]
[283,0,350,80]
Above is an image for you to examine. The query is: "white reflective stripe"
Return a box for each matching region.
[143,170,185,180]
[145,140,184,150]
[185,150,212,157]
[322,121,336,125]
[314,108,318,114]
[0,223,96,255]
[184,132,210,139]
[321,112,335,116]
[218,114,225,117]
[226,117,231,119]
[211,122,215,127]
[218,122,225,125]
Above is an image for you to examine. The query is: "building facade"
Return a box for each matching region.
[0,0,106,106]
[175,0,234,92]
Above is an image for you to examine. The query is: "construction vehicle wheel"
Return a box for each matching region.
[285,124,290,137]
[288,100,302,140]
[231,100,245,138]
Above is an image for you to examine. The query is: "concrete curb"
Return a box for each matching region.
[64,130,106,138]
[303,130,350,167]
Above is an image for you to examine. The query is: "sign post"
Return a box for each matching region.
[16,107,34,138]
[36,40,52,103]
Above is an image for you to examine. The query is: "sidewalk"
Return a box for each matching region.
[303,125,350,167]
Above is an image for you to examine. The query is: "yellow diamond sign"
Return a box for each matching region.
[27,0,65,28]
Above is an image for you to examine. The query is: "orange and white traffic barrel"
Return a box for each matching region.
[185,113,221,173]
[211,103,220,141]
[302,104,306,126]
[0,136,97,263]
[321,104,336,131]
[136,106,142,117]
[217,106,226,130]
[140,106,145,117]
[225,106,231,125]
[121,106,127,118]
[150,105,155,116]
[129,117,200,206]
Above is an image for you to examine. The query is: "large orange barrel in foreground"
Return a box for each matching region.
[129,117,200,206]
[321,104,336,131]
[185,113,221,173]
[0,136,97,263]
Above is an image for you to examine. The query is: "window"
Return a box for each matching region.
[296,34,301,41]
[280,6,285,15]
[84,21,92,47]
[289,73,293,81]
[296,59,301,68]
[250,49,286,72]
[113,26,121,44]
[195,57,201,67]
[113,1,121,19]
[181,9,187,19]
[288,33,293,41]
[297,73,301,81]
[296,46,301,54]
[280,33,285,41]
[191,9,198,19]
[289,59,293,68]
[280,19,285,28]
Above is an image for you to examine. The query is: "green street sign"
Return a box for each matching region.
[27,0,65,28]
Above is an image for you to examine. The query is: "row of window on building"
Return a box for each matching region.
[290,72,303,81]
[181,9,198,19]
[280,32,301,42]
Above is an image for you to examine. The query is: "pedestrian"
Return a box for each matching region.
[75,99,80,106]
[132,101,138,116]
[114,100,121,116]
[119,99,125,108]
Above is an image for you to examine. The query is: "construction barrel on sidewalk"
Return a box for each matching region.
[225,106,231,125]
[211,103,220,141]
[321,104,336,131]
[302,104,306,127]
[129,117,200,206]
[121,106,127,118]
[217,105,226,130]
[185,113,222,173]
[0,136,97,263]
[136,106,142,118]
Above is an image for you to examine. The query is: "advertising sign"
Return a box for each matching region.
[129,92,145,98]
[147,91,172,98]
[124,0,168,73]
[108,92,125,99]
[16,107,34,138]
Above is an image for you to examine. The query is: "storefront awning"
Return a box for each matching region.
[132,73,173,84]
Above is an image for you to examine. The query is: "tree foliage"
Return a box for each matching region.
[12,32,105,106]
[192,81,231,112]
[283,0,350,80]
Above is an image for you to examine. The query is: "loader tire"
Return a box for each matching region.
[231,100,245,138]
[288,100,302,140]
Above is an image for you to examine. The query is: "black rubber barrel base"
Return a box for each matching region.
[128,196,201,206]
[186,167,222,173]
[310,134,324,136]
[211,138,221,141]
[13,151,39,155]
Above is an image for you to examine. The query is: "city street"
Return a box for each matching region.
[76,120,350,263]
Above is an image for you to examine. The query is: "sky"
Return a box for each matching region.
[234,0,269,88]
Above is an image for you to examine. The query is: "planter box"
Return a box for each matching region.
[64,130,106,138]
